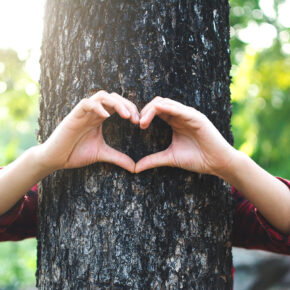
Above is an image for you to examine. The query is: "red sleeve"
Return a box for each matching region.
[0,167,38,242]
[232,178,290,255]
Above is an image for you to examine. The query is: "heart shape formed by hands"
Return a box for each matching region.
[43,90,234,178]
[90,91,234,177]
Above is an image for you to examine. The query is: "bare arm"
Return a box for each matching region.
[0,91,139,215]
[0,147,52,215]
[219,151,290,234]
[135,97,290,234]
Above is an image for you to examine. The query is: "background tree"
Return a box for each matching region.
[37,0,233,289]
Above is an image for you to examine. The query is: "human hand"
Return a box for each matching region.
[38,91,139,173]
[135,97,237,177]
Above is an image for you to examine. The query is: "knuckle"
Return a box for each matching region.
[127,100,136,108]
[162,98,172,106]
[153,104,159,110]
[153,96,163,101]
[95,90,108,99]
[115,103,122,109]
[110,92,120,98]
[196,111,208,123]
[79,98,88,106]
[97,90,107,95]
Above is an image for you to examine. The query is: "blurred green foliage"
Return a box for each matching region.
[230,0,290,178]
[0,49,39,165]
[0,50,38,289]
[0,240,37,290]
[0,0,289,288]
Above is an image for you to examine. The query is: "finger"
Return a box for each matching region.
[142,97,195,120]
[135,149,174,173]
[83,99,111,119]
[99,144,136,173]
[155,99,189,117]
[140,97,174,128]
[154,100,195,124]
[122,100,139,124]
[155,101,205,128]
[111,93,140,124]
[140,96,164,119]
[94,103,111,119]
[91,90,111,101]
[139,106,158,129]
[101,96,131,119]
[89,90,122,117]
[74,98,110,119]
[140,97,186,129]
[154,101,184,118]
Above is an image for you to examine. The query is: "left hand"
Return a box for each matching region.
[38,90,139,173]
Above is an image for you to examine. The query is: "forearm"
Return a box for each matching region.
[219,150,290,234]
[0,145,54,215]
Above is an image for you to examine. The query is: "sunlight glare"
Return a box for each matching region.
[0,0,45,80]
[238,22,277,50]
[259,0,276,19]
[278,1,290,28]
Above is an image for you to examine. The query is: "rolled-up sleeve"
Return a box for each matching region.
[232,178,290,255]
[0,167,38,241]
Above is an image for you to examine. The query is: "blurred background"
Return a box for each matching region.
[0,0,289,289]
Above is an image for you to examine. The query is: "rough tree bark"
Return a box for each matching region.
[37,1,233,289]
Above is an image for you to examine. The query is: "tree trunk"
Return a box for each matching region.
[37,0,233,289]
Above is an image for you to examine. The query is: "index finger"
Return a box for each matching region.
[140,98,185,129]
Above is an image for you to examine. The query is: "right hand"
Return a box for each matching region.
[38,90,139,173]
[135,97,237,177]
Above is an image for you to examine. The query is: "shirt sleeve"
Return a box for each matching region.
[232,178,290,255]
[0,167,38,242]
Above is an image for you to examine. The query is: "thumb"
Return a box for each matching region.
[99,144,136,173]
[135,148,175,173]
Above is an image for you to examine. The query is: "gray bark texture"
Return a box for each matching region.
[37,0,233,289]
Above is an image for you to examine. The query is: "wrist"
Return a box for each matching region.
[26,145,58,178]
[215,149,247,182]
